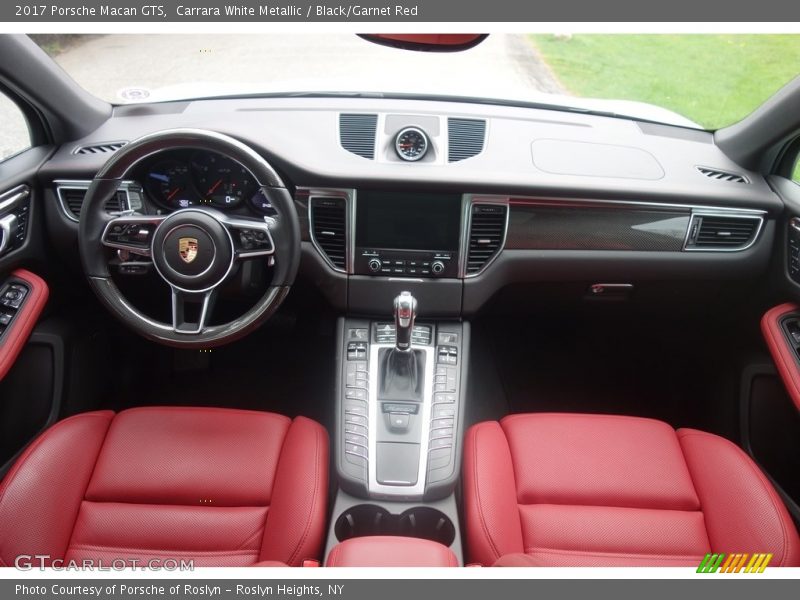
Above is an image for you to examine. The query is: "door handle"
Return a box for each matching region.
[0,214,18,255]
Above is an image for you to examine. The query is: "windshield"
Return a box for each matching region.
[34,33,800,130]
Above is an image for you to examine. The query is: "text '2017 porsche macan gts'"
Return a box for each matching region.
[0,32,799,568]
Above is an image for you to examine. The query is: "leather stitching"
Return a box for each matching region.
[678,430,792,566]
[471,425,503,561]
[63,414,115,561]
[286,419,321,566]
[67,544,259,558]
[523,547,704,561]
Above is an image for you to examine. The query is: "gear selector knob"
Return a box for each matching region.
[393,291,417,351]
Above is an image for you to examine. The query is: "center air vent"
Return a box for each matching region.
[685,214,762,250]
[74,141,128,155]
[339,114,378,160]
[466,203,507,274]
[696,166,748,184]
[310,197,348,271]
[56,184,130,221]
[448,118,486,162]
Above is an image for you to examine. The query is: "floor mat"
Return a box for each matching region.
[106,313,336,430]
[472,311,754,440]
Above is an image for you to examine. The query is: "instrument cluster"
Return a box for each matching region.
[138,150,277,216]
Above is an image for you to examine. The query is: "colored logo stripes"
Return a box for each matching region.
[696,553,773,573]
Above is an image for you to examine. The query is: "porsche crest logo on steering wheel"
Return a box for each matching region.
[178,237,199,264]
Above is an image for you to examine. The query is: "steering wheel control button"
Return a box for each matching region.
[237,228,273,255]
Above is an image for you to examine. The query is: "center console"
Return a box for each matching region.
[327,292,468,564]
[336,302,467,501]
[312,188,480,565]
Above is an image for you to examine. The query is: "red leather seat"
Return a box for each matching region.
[0,407,329,567]
[464,413,800,567]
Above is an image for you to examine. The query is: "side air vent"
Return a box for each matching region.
[685,214,762,250]
[339,114,377,159]
[696,166,748,184]
[310,197,348,271]
[466,203,507,274]
[448,118,486,162]
[74,141,128,155]
[56,185,129,221]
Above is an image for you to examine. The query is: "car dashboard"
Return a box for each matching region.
[37,95,781,318]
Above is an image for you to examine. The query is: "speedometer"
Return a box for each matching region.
[191,152,256,209]
[395,127,429,162]
[146,160,196,209]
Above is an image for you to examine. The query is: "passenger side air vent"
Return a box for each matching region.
[310,197,348,271]
[448,118,486,162]
[466,203,507,274]
[74,141,128,155]
[685,214,762,250]
[56,185,128,221]
[696,166,748,184]
[339,114,378,160]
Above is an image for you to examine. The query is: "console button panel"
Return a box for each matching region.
[354,249,458,278]
[338,319,464,499]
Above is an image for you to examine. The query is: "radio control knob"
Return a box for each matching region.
[431,260,445,275]
[368,258,382,272]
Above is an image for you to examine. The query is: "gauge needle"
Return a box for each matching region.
[167,187,181,201]
[207,179,223,195]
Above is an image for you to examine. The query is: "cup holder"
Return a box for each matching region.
[397,507,456,546]
[334,504,393,541]
[334,504,456,547]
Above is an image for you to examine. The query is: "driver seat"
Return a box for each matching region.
[0,407,329,567]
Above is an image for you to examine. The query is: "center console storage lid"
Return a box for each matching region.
[326,536,459,567]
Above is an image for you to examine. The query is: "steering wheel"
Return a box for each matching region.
[78,129,300,348]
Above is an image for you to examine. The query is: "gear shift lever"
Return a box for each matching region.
[393,291,417,351]
[379,291,423,402]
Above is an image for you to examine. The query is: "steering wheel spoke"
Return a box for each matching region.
[171,287,216,334]
[102,214,166,257]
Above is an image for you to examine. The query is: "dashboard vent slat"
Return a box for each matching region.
[74,141,128,155]
[339,114,377,160]
[466,203,507,274]
[310,197,347,271]
[448,118,486,162]
[686,215,761,250]
[57,186,127,220]
[696,166,748,184]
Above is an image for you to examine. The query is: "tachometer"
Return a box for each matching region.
[191,152,256,209]
[395,127,429,162]
[146,160,196,209]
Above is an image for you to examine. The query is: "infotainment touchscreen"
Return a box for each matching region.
[356,190,462,251]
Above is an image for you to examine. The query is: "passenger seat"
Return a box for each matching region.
[463,413,800,566]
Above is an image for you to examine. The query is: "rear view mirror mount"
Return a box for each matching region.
[358,34,488,52]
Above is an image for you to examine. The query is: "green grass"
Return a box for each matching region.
[794,159,800,183]
[529,34,800,130]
